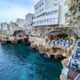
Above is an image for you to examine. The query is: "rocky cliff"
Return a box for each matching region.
[67,0,80,37]
[29,26,76,59]
[0,29,28,44]
[61,0,80,80]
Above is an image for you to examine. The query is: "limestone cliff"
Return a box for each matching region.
[29,28,75,59]
[67,0,80,37]
[61,0,80,80]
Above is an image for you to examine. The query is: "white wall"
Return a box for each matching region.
[33,3,60,26]
[0,24,1,30]
[1,23,8,30]
[16,19,25,28]
[33,0,68,26]
[25,13,34,30]
[9,22,19,31]
[34,0,46,17]
[26,13,34,24]
[46,0,55,9]
[59,4,65,24]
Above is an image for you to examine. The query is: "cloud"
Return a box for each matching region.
[0,0,39,23]
[1,7,28,22]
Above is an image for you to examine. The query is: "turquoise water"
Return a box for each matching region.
[0,43,63,80]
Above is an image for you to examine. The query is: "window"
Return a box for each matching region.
[40,5,41,7]
[51,12,52,15]
[41,20,43,23]
[55,4,57,6]
[47,19,48,22]
[55,10,58,13]
[44,20,46,23]
[58,2,60,4]
[52,11,54,14]
[42,2,43,5]
[49,19,52,22]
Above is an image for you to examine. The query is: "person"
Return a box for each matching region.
[73,60,78,71]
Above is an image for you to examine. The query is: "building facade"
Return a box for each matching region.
[33,0,68,27]
[0,24,1,30]
[25,13,34,30]
[16,19,25,28]
[9,22,19,31]
[1,22,8,31]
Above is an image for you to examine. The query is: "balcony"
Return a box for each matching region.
[33,14,59,26]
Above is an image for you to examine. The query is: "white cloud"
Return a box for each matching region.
[0,6,28,23]
[0,0,39,23]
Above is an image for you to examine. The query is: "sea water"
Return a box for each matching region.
[0,43,63,80]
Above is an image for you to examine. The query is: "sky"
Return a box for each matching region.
[0,0,39,23]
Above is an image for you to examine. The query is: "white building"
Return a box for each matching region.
[1,22,8,31]
[9,22,19,31]
[16,19,25,28]
[25,13,34,30]
[33,0,68,27]
[0,23,1,30]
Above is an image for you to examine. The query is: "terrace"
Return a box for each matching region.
[46,34,74,48]
[66,39,80,80]
[70,47,80,73]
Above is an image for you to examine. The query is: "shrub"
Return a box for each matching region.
[57,34,70,39]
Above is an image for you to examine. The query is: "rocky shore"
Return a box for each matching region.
[0,25,79,80]
[0,0,80,79]
[0,0,79,80]
[0,26,76,58]
[29,26,77,59]
[0,23,79,80]
[0,29,29,44]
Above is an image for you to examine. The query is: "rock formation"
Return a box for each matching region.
[61,0,80,80]
[29,26,76,59]
[66,0,80,37]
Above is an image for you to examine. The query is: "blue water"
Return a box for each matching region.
[0,43,63,80]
